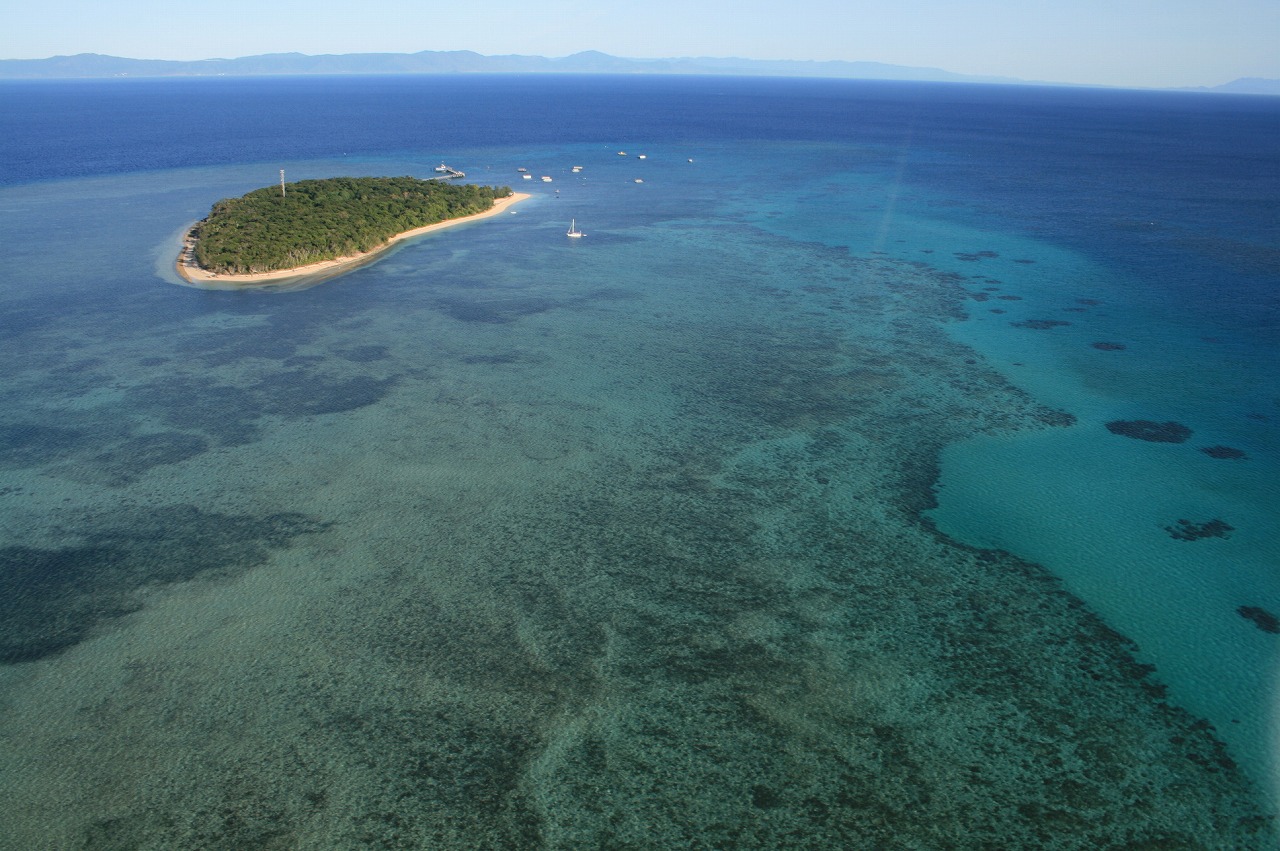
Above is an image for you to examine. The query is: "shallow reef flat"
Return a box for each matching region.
[0,220,1272,849]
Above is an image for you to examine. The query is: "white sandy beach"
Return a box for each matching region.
[175,192,530,287]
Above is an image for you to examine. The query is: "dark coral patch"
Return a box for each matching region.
[254,370,396,417]
[997,295,1023,301]
[0,507,328,663]
[0,545,133,663]
[1012,319,1070,330]
[337,344,391,363]
[954,250,999,262]
[1105,420,1192,443]
[1165,519,1234,541]
[1077,298,1102,306]
[179,326,302,367]
[1037,409,1078,427]
[462,352,524,365]
[1201,445,1247,460]
[1239,606,1280,634]
[93,432,210,486]
[434,295,560,324]
[989,309,1007,314]
[1092,342,1127,351]
[127,376,264,447]
[0,422,86,468]
[1013,258,1037,264]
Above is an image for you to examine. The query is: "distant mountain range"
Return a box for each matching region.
[0,50,1276,94]
[1180,77,1280,95]
[0,50,1025,84]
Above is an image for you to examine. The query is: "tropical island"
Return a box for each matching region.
[176,176,528,286]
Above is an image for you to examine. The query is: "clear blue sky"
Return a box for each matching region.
[4,0,1278,89]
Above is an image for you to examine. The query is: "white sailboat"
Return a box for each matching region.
[566,219,584,238]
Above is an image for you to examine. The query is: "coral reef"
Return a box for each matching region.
[1165,518,1235,541]
[1238,607,1280,634]
[1105,420,1192,443]
[1012,319,1071,330]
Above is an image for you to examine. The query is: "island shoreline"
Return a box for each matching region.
[175,191,530,288]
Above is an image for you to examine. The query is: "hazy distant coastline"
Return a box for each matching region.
[0,50,1024,84]
[0,49,1271,93]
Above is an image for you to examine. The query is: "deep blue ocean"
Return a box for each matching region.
[1,74,1277,848]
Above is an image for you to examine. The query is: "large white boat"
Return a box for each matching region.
[566,219,584,238]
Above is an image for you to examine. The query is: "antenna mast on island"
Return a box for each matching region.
[279,169,286,198]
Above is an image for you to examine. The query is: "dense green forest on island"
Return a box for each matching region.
[192,176,513,274]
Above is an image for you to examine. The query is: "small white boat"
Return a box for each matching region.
[541,176,553,182]
[634,178,644,184]
[638,154,647,160]
[522,174,532,179]
[434,163,450,173]
[617,151,627,156]
[567,219,584,238]
[517,167,528,172]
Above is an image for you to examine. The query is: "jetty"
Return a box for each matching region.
[432,163,466,180]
